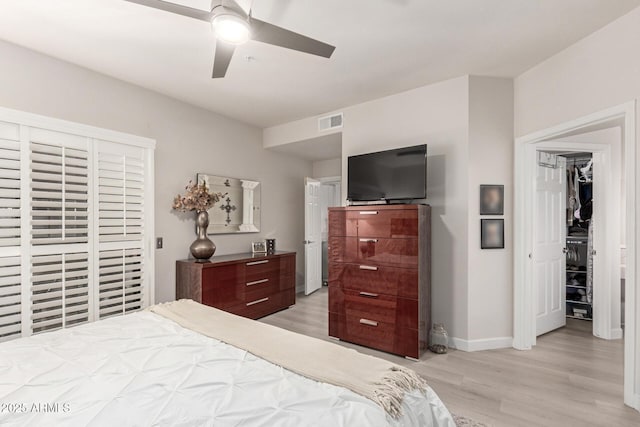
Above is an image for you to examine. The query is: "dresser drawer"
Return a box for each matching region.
[329,312,420,358]
[329,236,418,268]
[228,289,294,320]
[245,256,295,282]
[329,263,418,298]
[244,273,280,301]
[347,209,418,238]
[329,287,418,328]
[244,258,279,280]
[329,209,419,238]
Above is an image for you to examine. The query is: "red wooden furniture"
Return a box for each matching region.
[176,252,296,319]
[328,205,431,359]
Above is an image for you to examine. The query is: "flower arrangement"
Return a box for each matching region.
[172,181,224,213]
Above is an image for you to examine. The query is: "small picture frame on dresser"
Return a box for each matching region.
[251,241,267,254]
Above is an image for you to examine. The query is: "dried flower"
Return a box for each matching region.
[172,180,225,213]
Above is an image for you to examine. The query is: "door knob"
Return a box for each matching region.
[562,248,569,254]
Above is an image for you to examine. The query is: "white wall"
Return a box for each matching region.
[467,76,514,343]
[514,7,640,138]
[0,40,312,303]
[312,157,341,178]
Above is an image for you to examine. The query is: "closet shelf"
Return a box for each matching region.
[566,285,587,289]
[567,270,587,274]
[566,315,593,321]
[567,300,590,305]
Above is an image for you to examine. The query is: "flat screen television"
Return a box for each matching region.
[347,144,427,202]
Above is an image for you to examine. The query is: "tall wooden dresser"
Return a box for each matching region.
[176,251,296,319]
[328,205,431,359]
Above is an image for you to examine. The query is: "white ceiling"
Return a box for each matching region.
[0,0,638,128]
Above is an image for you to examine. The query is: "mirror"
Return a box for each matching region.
[196,173,261,234]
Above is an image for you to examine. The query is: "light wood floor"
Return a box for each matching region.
[261,287,640,427]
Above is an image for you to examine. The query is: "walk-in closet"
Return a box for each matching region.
[562,152,594,321]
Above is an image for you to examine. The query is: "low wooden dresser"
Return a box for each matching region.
[328,205,431,359]
[176,251,296,319]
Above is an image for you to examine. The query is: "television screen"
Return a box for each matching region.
[347,144,427,202]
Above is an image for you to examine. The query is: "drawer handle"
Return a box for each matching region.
[359,318,378,327]
[246,260,269,266]
[246,297,269,306]
[359,292,379,298]
[359,211,378,215]
[359,265,378,271]
[359,238,378,243]
[246,278,269,286]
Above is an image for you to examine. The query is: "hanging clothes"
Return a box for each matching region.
[573,166,582,219]
[567,167,577,226]
[577,177,593,222]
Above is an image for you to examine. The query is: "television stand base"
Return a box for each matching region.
[348,200,389,206]
[348,199,422,206]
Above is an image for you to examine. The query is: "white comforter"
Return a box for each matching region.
[0,312,454,427]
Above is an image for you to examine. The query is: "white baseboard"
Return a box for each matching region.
[611,328,624,340]
[631,393,640,412]
[449,336,513,352]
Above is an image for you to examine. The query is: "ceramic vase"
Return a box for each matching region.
[190,210,216,261]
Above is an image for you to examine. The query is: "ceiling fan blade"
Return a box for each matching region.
[250,18,335,58]
[124,0,215,22]
[212,40,236,78]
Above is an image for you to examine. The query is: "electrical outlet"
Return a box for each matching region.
[156,237,163,249]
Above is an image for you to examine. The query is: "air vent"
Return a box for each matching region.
[318,113,343,132]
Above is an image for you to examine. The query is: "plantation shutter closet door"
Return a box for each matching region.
[0,106,155,342]
[95,141,147,319]
[29,128,91,334]
[0,120,22,342]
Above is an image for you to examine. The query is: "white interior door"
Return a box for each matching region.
[304,178,322,295]
[534,155,567,336]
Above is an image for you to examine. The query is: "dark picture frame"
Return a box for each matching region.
[480,185,504,215]
[481,219,505,249]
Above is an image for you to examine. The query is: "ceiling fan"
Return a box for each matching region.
[124,0,336,78]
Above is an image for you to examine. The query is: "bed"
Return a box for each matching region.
[0,300,455,426]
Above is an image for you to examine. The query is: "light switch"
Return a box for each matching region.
[156,237,163,249]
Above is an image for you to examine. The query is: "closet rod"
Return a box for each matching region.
[564,157,592,165]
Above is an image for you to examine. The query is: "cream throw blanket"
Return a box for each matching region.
[147,299,427,418]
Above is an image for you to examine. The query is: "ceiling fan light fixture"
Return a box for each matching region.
[212,13,251,45]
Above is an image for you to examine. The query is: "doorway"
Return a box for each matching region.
[304,176,341,295]
[534,147,621,339]
[514,101,637,409]
[318,177,341,287]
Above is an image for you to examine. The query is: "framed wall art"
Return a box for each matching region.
[481,219,505,249]
[480,184,504,215]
